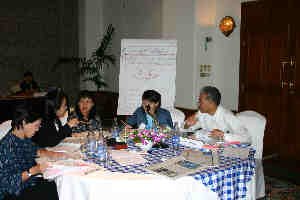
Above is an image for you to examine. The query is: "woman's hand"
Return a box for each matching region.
[22,163,49,181]
[67,118,79,128]
[30,163,49,174]
[38,149,68,159]
[72,132,88,138]
[124,124,133,130]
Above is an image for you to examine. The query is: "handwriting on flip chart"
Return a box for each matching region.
[117,39,177,115]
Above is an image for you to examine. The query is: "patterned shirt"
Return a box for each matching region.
[0,131,39,198]
[71,117,102,133]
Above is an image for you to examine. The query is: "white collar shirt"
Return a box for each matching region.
[190,105,251,143]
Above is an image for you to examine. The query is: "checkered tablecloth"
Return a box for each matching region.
[85,142,255,200]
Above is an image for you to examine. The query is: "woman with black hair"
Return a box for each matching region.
[0,107,65,200]
[71,90,101,133]
[32,89,79,147]
[126,90,173,130]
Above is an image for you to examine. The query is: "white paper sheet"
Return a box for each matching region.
[117,39,177,115]
[111,150,147,166]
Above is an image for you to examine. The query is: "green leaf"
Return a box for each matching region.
[52,24,116,88]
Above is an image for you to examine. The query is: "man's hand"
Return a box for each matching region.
[184,114,197,128]
[209,129,224,139]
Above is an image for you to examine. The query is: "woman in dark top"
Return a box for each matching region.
[32,89,79,147]
[126,90,173,130]
[71,90,101,133]
[0,107,64,200]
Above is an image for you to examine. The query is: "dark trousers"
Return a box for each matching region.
[4,179,58,200]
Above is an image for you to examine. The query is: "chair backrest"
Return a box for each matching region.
[236,111,266,159]
[167,107,185,128]
[0,120,12,140]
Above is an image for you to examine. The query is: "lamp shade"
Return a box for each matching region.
[219,16,236,37]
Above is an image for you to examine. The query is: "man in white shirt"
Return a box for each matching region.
[186,86,251,143]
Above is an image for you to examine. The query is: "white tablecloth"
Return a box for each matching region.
[55,171,256,200]
[55,171,219,200]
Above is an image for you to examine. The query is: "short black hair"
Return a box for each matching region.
[75,90,97,120]
[45,88,69,121]
[142,90,161,107]
[24,71,33,77]
[11,106,41,130]
[200,86,221,106]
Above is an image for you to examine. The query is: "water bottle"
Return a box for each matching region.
[111,117,120,139]
[96,143,106,161]
[171,122,180,151]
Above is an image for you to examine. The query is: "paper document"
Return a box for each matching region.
[111,150,147,166]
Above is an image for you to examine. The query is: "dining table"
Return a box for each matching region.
[47,137,256,200]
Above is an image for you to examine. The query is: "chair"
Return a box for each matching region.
[0,120,12,140]
[167,107,185,127]
[236,111,266,199]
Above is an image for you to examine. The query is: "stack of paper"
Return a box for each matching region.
[147,150,218,179]
[223,147,250,159]
[111,150,147,166]
[42,159,102,179]
[46,143,81,153]
[180,137,203,149]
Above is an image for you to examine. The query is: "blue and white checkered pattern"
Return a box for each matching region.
[85,142,255,200]
[191,145,255,200]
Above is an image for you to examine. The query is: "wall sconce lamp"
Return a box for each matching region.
[219,16,236,37]
[204,36,212,51]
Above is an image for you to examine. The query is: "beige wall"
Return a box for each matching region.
[79,0,256,110]
[195,0,242,110]
[162,0,198,109]
[79,0,162,92]
[162,0,253,110]
[78,0,104,91]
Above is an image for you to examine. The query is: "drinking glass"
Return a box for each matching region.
[122,128,129,143]
[87,131,97,155]
[171,132,180,155]
[104,146,112,168]
[96,143,106,161]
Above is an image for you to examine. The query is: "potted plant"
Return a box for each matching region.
[54,24,116,91]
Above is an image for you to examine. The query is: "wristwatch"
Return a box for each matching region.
[27,170,32,177]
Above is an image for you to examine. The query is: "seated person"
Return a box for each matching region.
[71,90,101,133]
[0,107,66,200]
[126,90,173,130]
[185,86,251,143]
[32,89,79,147]
[19,71,39,93]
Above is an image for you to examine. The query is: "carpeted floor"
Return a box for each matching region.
[261,176,300,200]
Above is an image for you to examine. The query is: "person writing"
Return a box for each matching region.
[0,108,66,199]
[185,86,251,143]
